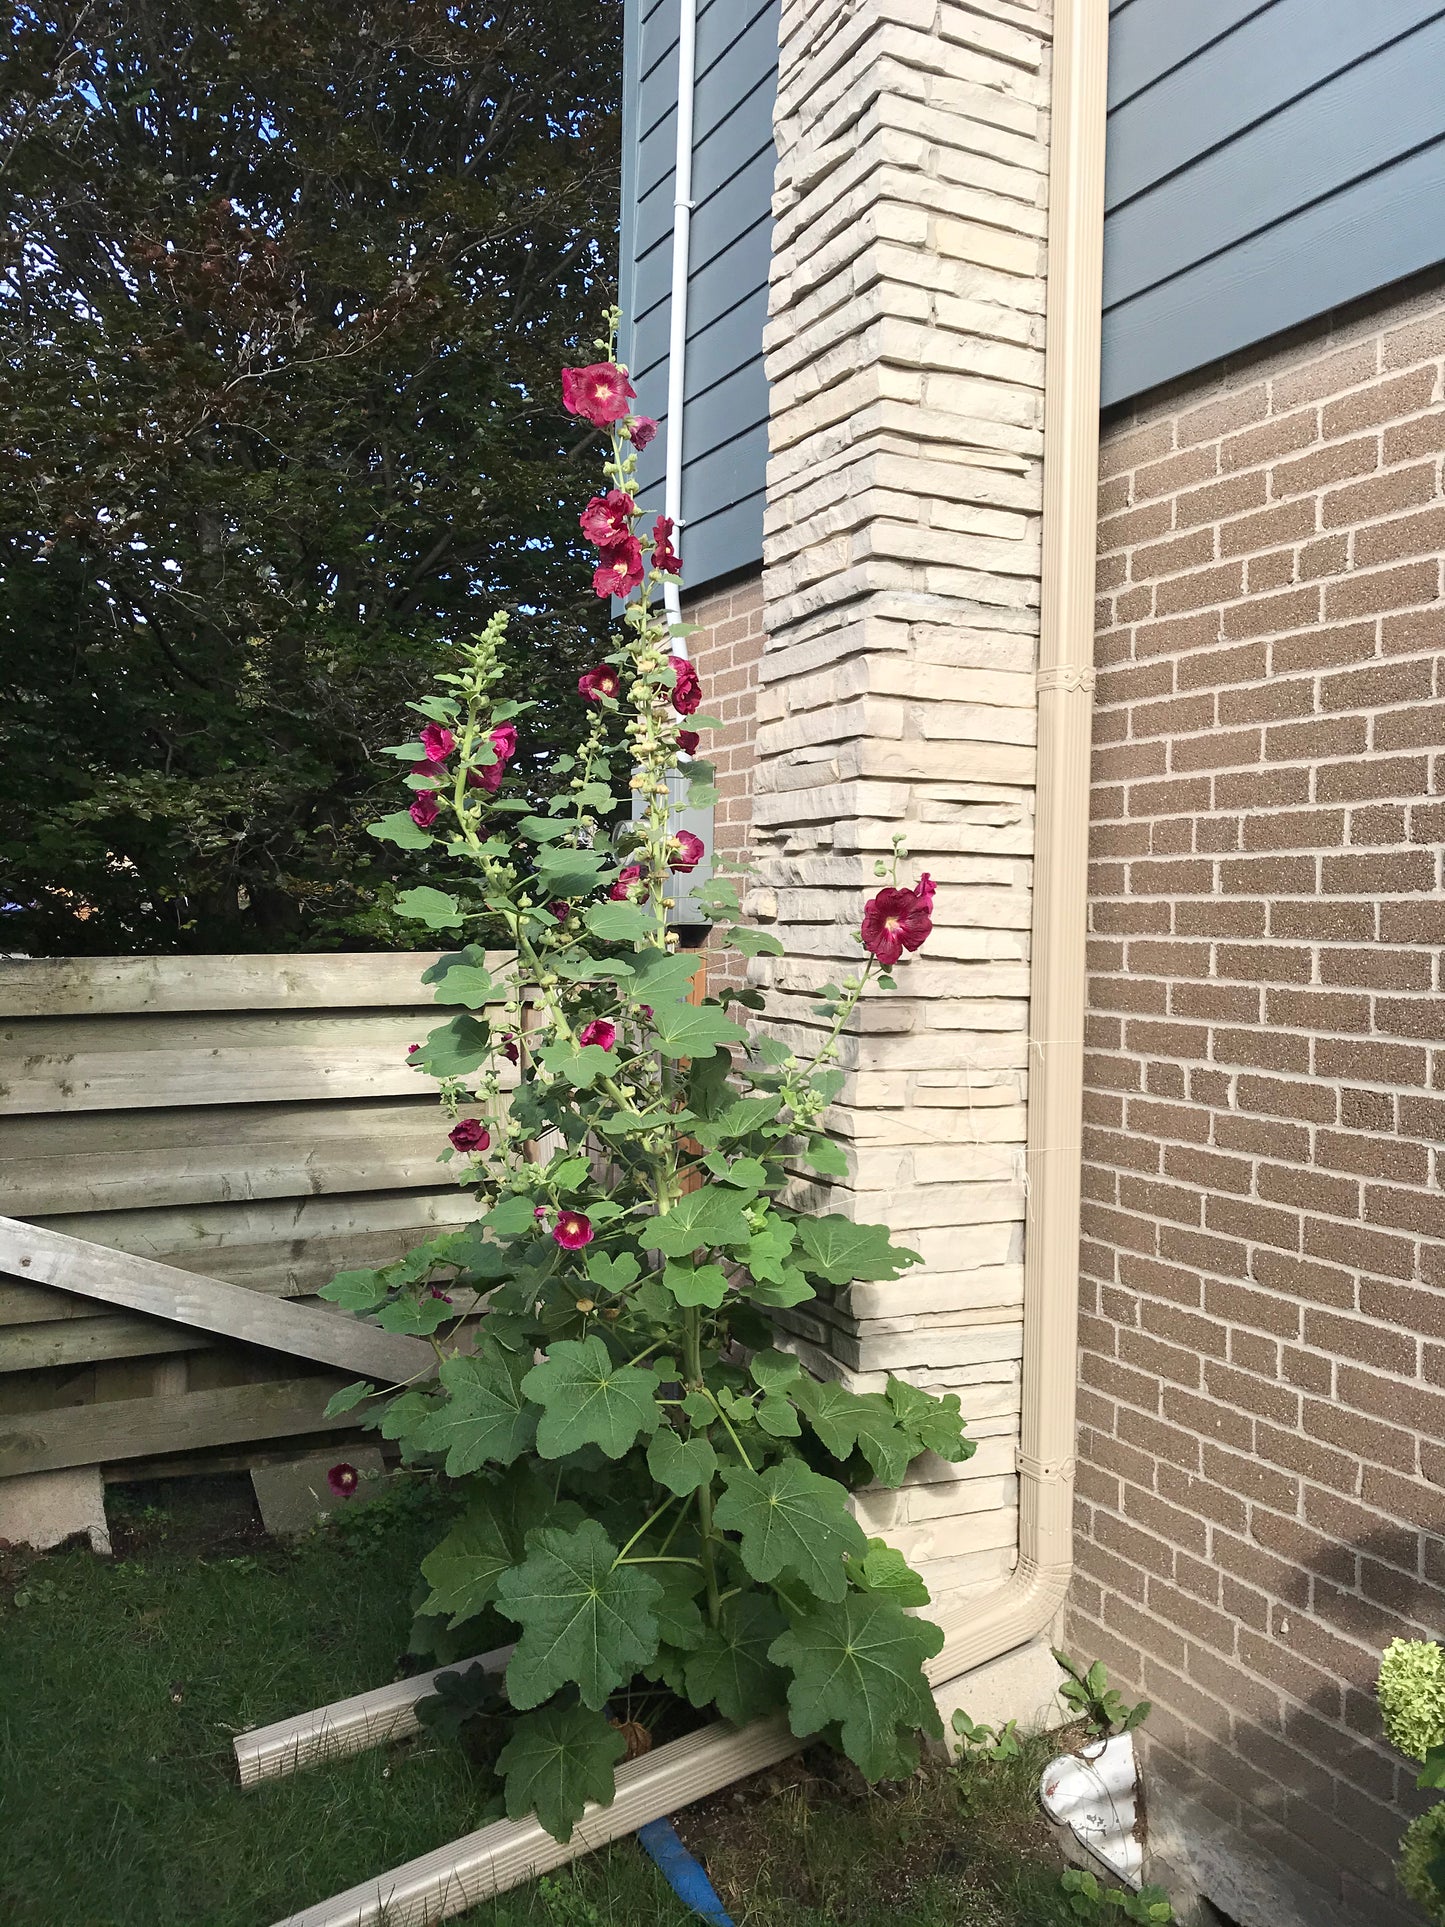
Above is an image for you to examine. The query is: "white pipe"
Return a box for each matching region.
[661,0,697,646]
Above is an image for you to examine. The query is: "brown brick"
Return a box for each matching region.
[1251,1248,1355,1310]
[1133,610,1222,662]
[1155,561,1245,616]
[1272,435,1379,500]
[1219,855,1316,897]
[1095,659,1174,706]
[1298,533,1349,582]
[1246,548,1296,594]
[1242,808,1344,852]
[1212,1025,1310,1074]
[1376,702,1445,750]
[1215,942,1311,982]
[1218,676,1315,726]
[1204,1441,1299,1515]
[1271,619,1378,674]
[1265,986,1371,1032]
[1214,1113,1309,1160]
[1272,339,1380,410]
[1176,469,1270,531]
[1269,898,1374,941]
[1323,367,1440,438]
[1320,656,1435,713]
[1220,586,1321,641]
[1219,496,1318,557]
[1204,1194,1302,1252]
[1314,1037,1426,1087]
[1324,460,1439,527]
[1236,1073,1336,1124]
[1354,505,1445,570]
[1321,849,1434,894]
[1168,981,1261,1022]
[1381,900,1445,943]
[1308,1398,1417,1477]
[1176,899,1267,937]
[1377,996,1445,1041]
[1265,715,1367,762]
[1324,559,1440,621]
[1315,754,1429,802]
[1317,1128,1428,1185]
[1222,407,1320,475]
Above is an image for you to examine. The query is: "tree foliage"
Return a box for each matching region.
[0,0,620,951]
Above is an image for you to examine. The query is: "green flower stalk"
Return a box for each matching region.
[322,314,969,1844]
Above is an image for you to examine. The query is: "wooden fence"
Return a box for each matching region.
[0,952,500,1480]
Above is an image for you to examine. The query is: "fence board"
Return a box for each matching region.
[0,952,468,1018]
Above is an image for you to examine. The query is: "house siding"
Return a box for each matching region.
[1075,271,1445,1926]
[619,0,780,589]
[1102,0,1445,407]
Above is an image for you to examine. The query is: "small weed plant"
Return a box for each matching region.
[1053,1650,1152,1740]
[322,316,972,1842]
[1061,1869,1173,1922]
[951,1708,1023,1762]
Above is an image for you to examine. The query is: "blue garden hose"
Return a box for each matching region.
[637,1816,736,1926]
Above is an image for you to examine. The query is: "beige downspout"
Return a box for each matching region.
[927,0,1109,1686]
[261,9,1109,1921]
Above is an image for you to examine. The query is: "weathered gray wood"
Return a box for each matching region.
[0,1314,209,1373]
[0,952,516,1019]
[0,1375,356,1478]
[0,1218,435,1384]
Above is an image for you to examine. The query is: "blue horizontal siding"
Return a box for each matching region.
[1102,0,1445,405]
[619,0,779,590]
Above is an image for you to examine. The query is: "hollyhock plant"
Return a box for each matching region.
[668,653,701,715]
[562,361,636,427]
[669,830,705,874]
[334,307,963,1851]
[861,882,934,969]
[327,1463,360,1499]
[651,514,682,576]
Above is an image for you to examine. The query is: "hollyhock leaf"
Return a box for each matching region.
[849,1538,932,1608]
[715,1155,769,1192]
[496,1519,662,1710]
[713,1460,866,1603]
[650,1001,749,1061]
[536,851,613,899]
[497,1702,626,1845]
[683,1593,789,1727]
[695,1094,784,1149]
[633,947,705,1003]
[552,954,636,983]
[745,1268,816,1309]
[649,1564,706,1652]
[681,1390,715,1427]
[661,1260,730,1309]
[749,1350,802,1397]
[517,816,572,843]
[323,1379,375,1417]
[647,1427,718,1497]
[793,1378,914,1488]
[546,1154,592,1190]
[368,810,434,850]
[686,782,720,809]
[394,886,464,930]
[768,1592,944,1781]
[585,901,653,943]
[742,1219,795,1284]
[409,1347,538,1474]
[484,1195,539,1238]
[413,1014,490,1078]
[695,877,741,918]
[540,1042,613,1090]
[886,1375,974,1465]
[321,1267,388,1312]
[584,1250,641,1293]
[722,926,785,958]
[638,1185,753,1258]
[429,965,494,1008]
[375,1388,440,1455]
[377,1292,461,1337]
[419,1466,571,1627]
[522,1336,661,1460]
[801,1135,849,1179]
[755,1395,802,1439]
[794,1216,921,1284]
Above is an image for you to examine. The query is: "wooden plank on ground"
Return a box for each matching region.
[0,1218,434,1384]
[0,1375,357,1478]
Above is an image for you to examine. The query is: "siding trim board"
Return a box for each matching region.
[1101,0,1445,407]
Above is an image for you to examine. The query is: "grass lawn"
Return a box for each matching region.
[0,1475,1082,1927]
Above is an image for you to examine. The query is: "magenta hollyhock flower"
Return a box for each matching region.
[533,1205,550,1221]
[579,489,636,547]
[409,791,440,829]
[669,830,705,874]
[407,1043,421,1056]
[490,722,518,763]
[548,899,570,922]
[419,722,454,763]
[668,654,701,715]
[593,535,644,599]
[501,1033,520,1065]
[448,1118,490,1154]
[578,1019,617,1051]
[915,872,936,912]
[561,362,636,427]
[410,758,448,783]
[609,865,644,902]
[629,415,658,450]
[465,722,517,795]
[428,1285,454,1304]
[327,1463,360,1499]
[861,884,933,968]
[651,514,682,576]
[676,729,700,757]
[553,1210,595,1250]
[578,663,622,703]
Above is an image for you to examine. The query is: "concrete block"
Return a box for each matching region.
[0,1466,111,1555]
[251,1447,387,1540]
[933,1631,1071,1739]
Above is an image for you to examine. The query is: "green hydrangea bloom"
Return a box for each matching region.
[1399,1802,1445,1922]
[1379,1639,1445,1763]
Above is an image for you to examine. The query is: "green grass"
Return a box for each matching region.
[0,1477,1078,1927]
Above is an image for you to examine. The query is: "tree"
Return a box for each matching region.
[0,0,621,953]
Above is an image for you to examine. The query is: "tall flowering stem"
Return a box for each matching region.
[323,309,970,1847]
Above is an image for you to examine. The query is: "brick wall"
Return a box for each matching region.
[684,573,765,995]
[1074,275,1445,1923]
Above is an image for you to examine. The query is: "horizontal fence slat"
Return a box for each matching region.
[0,1314,210,1373]
[0,952,520,1018]
[0,1374,354,1478]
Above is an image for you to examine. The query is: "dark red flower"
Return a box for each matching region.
[410,758,448,783]
[579,489,636,547]
[861,885,933,968]
[562,362,636,428]
[578,1019,617,1051]
[409,791,440,829]
[915,872,936,912]
[668,654,701,715]
[428,1285,454,1304]
[466,723,517,795]
[419,722,454,763]
[501,1034,520,1065]
[676,729,700,757]
[651,515,682,576]
[449,1118,490,1154]
[490,722,518,763]
[578,664,622,703]
[548,900,570,922]
[669,830,705,874]
[593,535,645,599]
[609,865,645,902]
[407,1043,421,1057]
[553,1211,595,1250]
[629,415,659,450]
[327,1463,360,1499]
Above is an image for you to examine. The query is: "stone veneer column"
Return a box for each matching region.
[754,0,1053,1600]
